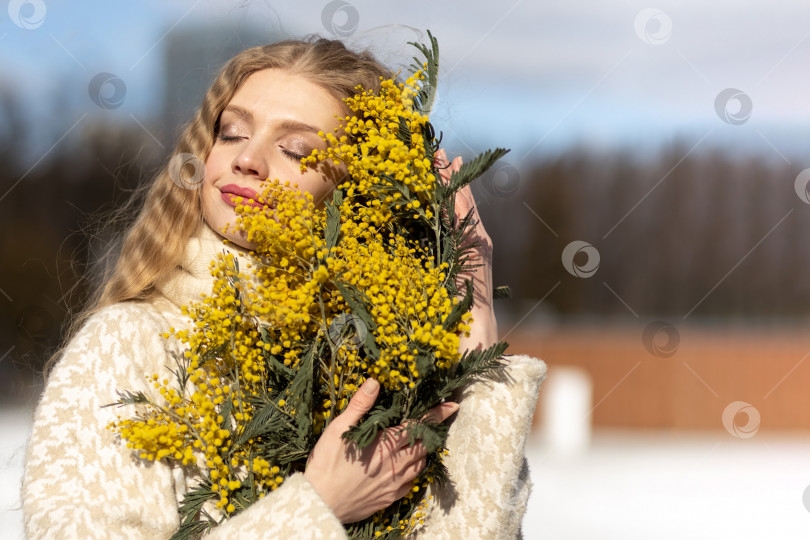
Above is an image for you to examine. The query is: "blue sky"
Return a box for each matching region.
[2,0,810,169]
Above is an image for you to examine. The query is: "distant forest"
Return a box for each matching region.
[476,144,809,322]
[2,90,809,403]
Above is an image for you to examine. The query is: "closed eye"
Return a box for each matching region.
[282,149,307,161]
[214,133,307,161]
[217,134,246,143]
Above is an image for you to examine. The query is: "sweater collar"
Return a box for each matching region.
[157,223,257,311]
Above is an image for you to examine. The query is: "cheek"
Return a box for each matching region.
[204,151,225,182]
[202,150,231,200]
[305,173,337,206]
[308,160,347,195]
[199,185,217,226]
[200,156,222,214]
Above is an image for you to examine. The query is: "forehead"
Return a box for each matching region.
[225,68,345,129]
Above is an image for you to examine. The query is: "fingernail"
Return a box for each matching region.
[445,402,459,415]
[362,378,380,395]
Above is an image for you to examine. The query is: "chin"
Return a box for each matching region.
[203,199,260,252]
[216,225,256,251]
[229,235,257,251]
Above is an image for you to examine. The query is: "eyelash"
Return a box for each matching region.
[216,134,307,161]
[283,150,308,161]
[216,134,245,143]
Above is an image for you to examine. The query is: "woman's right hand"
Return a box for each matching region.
[434,148,498,353]
[303,378,459,524]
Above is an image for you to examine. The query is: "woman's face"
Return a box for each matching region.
[201,68,346,250]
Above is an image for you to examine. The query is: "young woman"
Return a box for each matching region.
[22,36,547,539]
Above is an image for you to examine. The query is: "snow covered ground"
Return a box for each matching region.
[3,408,809,539]
[1,409,32,540]
[524,430,810,539]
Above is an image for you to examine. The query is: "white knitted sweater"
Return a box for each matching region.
[22,223,547,539]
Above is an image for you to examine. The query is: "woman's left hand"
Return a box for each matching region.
[434,148,498,353]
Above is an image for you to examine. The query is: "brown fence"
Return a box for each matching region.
[507,323,810,432]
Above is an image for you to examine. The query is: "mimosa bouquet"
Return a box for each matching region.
[108,31,510,539]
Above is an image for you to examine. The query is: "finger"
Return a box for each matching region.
[395,455,427,483]
[422,401,459,424]
[451,155,462,174]
[334,378,380,428]
[379,431,426,481]
[433,148,447,167]
[385,402,460,451]
[397,439,429,463]
[379,422,415,451]
[434,149,452,185]
[380,421,428,453]
[394,482,415,502]
[455,186,476,217]
[456,190,491,247]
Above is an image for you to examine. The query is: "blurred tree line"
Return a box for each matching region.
[0,88,167,405]
[2,83,809,404]
[476,144,809,322]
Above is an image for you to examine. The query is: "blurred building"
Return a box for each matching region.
[163,26,277,132]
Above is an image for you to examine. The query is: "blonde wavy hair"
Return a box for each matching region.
[45,36,396,377]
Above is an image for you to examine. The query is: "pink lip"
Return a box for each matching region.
[219,183,272,209]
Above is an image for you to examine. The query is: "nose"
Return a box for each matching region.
[232,140,269,180]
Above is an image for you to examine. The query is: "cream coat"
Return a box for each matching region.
[22,223,547,539]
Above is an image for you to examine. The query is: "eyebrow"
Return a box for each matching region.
[222,105,322,134]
